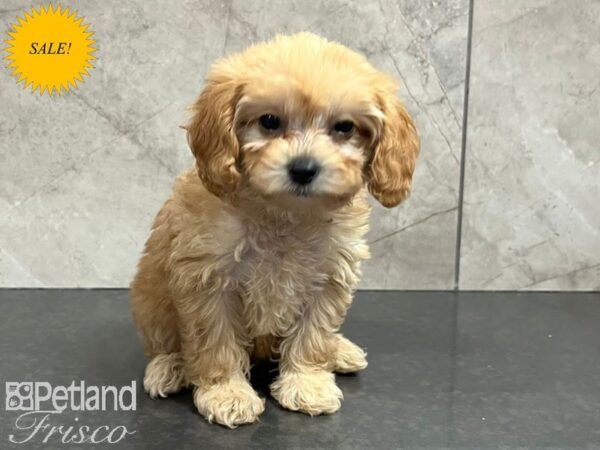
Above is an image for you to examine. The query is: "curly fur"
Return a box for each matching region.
[131,32,419,428]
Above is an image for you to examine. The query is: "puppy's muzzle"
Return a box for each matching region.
[287,156,320,186]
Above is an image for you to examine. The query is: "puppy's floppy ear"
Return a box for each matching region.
[186,71,243,197]
[368,81,420,208]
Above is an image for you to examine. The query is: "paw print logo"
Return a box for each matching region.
[5,382,34,411]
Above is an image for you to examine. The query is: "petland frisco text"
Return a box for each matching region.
[5,381,137,445]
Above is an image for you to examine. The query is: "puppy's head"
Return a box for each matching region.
[186,33,419,209]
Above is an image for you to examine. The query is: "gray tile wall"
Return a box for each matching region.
[460,0,600,290]
[0,1,597,290]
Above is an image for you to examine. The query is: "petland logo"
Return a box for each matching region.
[5,381,137,445]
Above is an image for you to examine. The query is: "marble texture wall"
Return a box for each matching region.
[1,1,597,290]
[460,0,600,290]
[0,0,467,288]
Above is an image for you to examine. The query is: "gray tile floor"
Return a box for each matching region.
[1,290,599,449]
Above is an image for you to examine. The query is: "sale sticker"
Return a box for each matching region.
[4,4,96,95]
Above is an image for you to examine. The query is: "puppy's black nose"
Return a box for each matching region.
[288,157,320,186]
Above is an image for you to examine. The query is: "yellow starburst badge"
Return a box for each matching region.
[4,4,96,95]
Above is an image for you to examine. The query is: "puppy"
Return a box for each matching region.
[131,32,419,428]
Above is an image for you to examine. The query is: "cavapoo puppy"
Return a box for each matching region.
[131,32,419,428]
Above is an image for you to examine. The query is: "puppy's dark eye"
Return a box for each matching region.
[259,114,281,131]
[333,120,354,135]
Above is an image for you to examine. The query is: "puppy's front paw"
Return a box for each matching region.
[333,334,368,373]
[193,376,265,428]
[271,370,342,416]
[143,353,187,398]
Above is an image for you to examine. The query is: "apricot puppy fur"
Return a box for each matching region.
[131,32,419,428]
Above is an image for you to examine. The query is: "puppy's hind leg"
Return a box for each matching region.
[332,334,368,374]
[144,353,187,398]
[131,264,187,398]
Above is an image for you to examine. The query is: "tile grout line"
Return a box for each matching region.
[453,0,475,291]
[448,0,474,442]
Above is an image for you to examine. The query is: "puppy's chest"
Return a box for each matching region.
[232,225,329,336]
